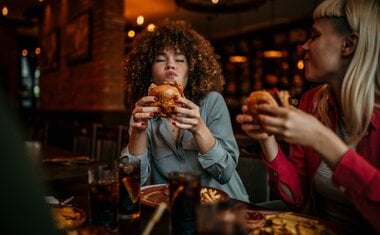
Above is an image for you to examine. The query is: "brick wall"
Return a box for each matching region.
[39,0,125,111]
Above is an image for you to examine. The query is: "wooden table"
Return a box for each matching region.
[36,144,339,235]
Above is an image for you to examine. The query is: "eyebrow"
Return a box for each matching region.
[156,51,185,56]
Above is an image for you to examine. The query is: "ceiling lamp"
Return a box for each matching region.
[175,0,266,13]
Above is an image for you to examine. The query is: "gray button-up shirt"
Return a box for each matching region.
[122,92,248,202]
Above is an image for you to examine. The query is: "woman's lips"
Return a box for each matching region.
[165,71,177,77]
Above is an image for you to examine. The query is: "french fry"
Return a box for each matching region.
[200,188,222,203]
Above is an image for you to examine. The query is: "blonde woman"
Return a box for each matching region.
[237,0,380,233]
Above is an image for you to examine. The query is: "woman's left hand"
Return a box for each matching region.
[169,96,205,133]
[258,104,326,147]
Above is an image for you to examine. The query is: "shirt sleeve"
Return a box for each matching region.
[262,88,319,208]
[197,92,240,184]
[332,148,380,232]
[263,144,304,206]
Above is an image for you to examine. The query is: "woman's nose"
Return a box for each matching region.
[165,64,176,70]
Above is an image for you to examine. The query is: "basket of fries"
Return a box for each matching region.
[200,187,229,204]
[51,206,86,230]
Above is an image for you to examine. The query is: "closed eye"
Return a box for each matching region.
[175,55,186,63]
[155,55,166,62]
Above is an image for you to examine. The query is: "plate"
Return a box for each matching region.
[51,206,86,230]
[244,210,335,235]
[141,184,229,208]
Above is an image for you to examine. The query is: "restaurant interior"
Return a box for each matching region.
[0,0,327,233]
[1,0,319,149]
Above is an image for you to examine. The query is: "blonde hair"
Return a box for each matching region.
[312,0,380,145]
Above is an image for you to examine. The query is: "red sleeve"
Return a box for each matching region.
[263,145,305,206]
[262,87,322,208]
[332,148,380,232]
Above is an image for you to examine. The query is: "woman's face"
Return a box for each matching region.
[302,19,348,84]
[151,47,189,87]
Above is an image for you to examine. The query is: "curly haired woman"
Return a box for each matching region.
[122,20,248,201]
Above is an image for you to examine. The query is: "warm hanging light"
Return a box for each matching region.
[128,30,136,38]
[263,50,283,58]
[35,47,41,55]
[297,60,304,70]
[21,49,28,57]
[229,55,247,63]
[1,6,8,16]
[136,15,144,25]
[147,24,155,32]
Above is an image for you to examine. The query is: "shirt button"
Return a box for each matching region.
[339,186,346,192]
[273,172,278,177]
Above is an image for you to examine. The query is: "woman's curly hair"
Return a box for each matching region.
[124,20,225,107]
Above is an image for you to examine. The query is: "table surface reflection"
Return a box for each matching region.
[36,144,262,234]
[67,194,259,235]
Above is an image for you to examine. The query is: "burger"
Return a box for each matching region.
[147,81,184,116]
[245,89,290,116]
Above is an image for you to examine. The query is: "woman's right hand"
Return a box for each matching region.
[236,104,272,141]
[131,96,160,130]
[236,104,279,161]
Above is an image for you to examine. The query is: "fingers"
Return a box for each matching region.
[130,121,147,129]
[236,114,254,124]
[237,104,288,138]
[174,96,197,110]
[169,98,202,131]
[241,123,261,132]
[258,104,288,116]
[131,96,161,130]
[241,104,248,113]
[241,123,272,140]
[171,114,199,126]
[170,97,200,119]
[135,96,157,106]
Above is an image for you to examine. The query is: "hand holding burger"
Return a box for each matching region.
[147,81,184,117]
[245,89,290,116]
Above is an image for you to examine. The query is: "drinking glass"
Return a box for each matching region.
[88,165,118,229]
[117,156,141,220]
[168,171,201,235]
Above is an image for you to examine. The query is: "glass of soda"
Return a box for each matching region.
[88,165,118,229]
[117,156,141,220]
[168,171,201,235]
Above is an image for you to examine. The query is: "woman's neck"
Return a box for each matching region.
[328,78,343,109]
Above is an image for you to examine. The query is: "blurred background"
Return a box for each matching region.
[0,0,321,154]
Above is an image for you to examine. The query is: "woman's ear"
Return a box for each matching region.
[342,32,359,57]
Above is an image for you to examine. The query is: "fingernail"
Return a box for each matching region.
[154,97,158,101]
[141,122,146,126]
[172,122,176,126]
[150,112,154,117]
[174,96,178,101]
